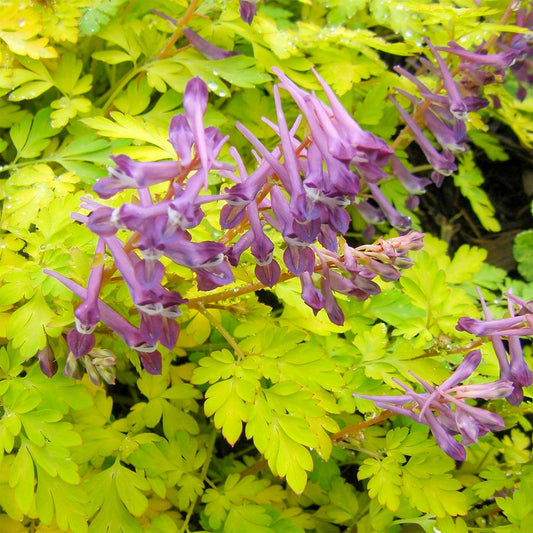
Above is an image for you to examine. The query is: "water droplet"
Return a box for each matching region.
[40,245,46,251]
[212,70,218,76]
[207,82,218,91]
[18,19,25,27]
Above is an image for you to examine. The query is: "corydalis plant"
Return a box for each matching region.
[46,72,425,378]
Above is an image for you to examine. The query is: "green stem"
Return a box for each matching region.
[100,66,142,115]
[190,303,246,360]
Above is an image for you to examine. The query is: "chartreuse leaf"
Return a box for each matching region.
[454,152,501,232]
[469,129,509,161]
[9,443,34,513]
[169,51,270,96]
[6,290,56,358]
[402,452,467,518]
[246,390,317,494]
[35,468,88,532]
[86,460,149,533]
[79,0,128,35]
[204,377,254,445]
[203,474,287,532]
[398,242,478,339]
[224,504,273,533]
[514,229,533,282]
[10,108,60,160]
[0,4,56,59]
[0,515,27,533]
[496,472,533,526]
[82,111,175,160]
[114,78,152,116]
[130,432,205,508]
[358,456,402,511]
[473,466,516,500]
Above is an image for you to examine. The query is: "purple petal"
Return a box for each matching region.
[38,345,58,378]
[169,114,194,165]
[139,349,162,375]
[283,245,315,275]
[255,260,281,287]
[239,0,257,24]
[300,272,325,312]
[67,329,95,359]
[183,27,240,60]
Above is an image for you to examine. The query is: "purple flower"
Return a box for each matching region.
[355,350,512,460]
[183,77,210,188]
[239,0,257,24]
[300,272,326,312]
[426,39,469,120]
[456,289,533,406]
[74,238,105,335]
[390,95,457,176]
[183,28,240,60]
[94,155,182,199]
[38,345,58,378]
[437,41,519,70]
[45,270,164,374]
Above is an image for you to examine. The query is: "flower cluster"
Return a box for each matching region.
[457,290,533,405]
[356,350,513,461]
[46,72,426,379]
[220,68,426,321]
[46,77,234,376]
[392,36,524,185]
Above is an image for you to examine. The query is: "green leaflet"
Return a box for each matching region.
[514,229,533,282]
[9,108,60,160]
[454,153,501,233]
[79,0,128,35]
[86,460,149,532]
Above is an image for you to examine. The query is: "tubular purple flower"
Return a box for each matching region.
[283,244,315,276]
[246,200,274,265]
[423,109,469,153]
[456,316,527,336]
[74,238,105,335]
[423,411,467,461]
[44,270,162,367]
[437,41,519,70]
[507,297,533,388]
[193,259,234,291]
[426,39,469,120]
[273,85,309,221]
[300,272,326,312]
[366,182,412,231]
[183,27,240,60]
[450,380,514,400]
[38,345,58,378]
[94,155,182,198]
[390,95,457,176]
[183,77,210,188]
[355,349,510,459]
[227,230,253,266]
[311,67,393,165]
[390,156,432,194]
